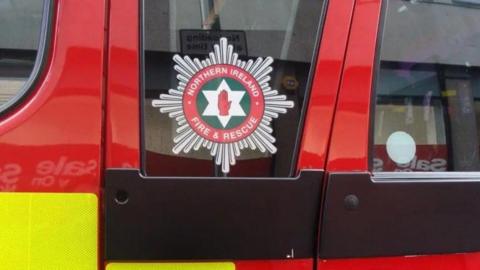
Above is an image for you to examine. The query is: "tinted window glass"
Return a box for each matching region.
[0,0,45,108]
[373,0,480,172]
[143,0,324,177]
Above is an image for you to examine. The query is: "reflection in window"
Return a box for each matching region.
[0,0,45,108]
[143,0,324,177]
[373,0,480,172]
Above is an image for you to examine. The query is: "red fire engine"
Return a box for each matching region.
[1,0,480,269]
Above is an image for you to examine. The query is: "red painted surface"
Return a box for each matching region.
[235,259,312,270]
[105,0,140,169]
[0,0,105,194]
[321,0,480,269]
[3,0,477,268]
[297,0,355,172]
[326,0,382,172]
[319,252,480,270]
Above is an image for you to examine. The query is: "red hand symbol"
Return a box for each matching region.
[218,90,231,116]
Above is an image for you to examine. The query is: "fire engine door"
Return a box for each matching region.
[318,1,480,270]
[104,0,354,269]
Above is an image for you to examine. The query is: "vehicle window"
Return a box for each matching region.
[372,0,480,172]
[0,0,46,110]
[143,0,325,177]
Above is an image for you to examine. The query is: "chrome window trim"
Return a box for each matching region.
[373,171,480,182]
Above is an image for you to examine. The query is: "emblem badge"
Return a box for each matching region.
[152,38,294,173]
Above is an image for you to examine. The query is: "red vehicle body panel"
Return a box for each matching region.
[106,0,140,169]
[0,0,105,194]
[319,253,480,270]
[297,0,355,172]
[326,0,381,172]
[1,0,480,269]
[322,0,480,269]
